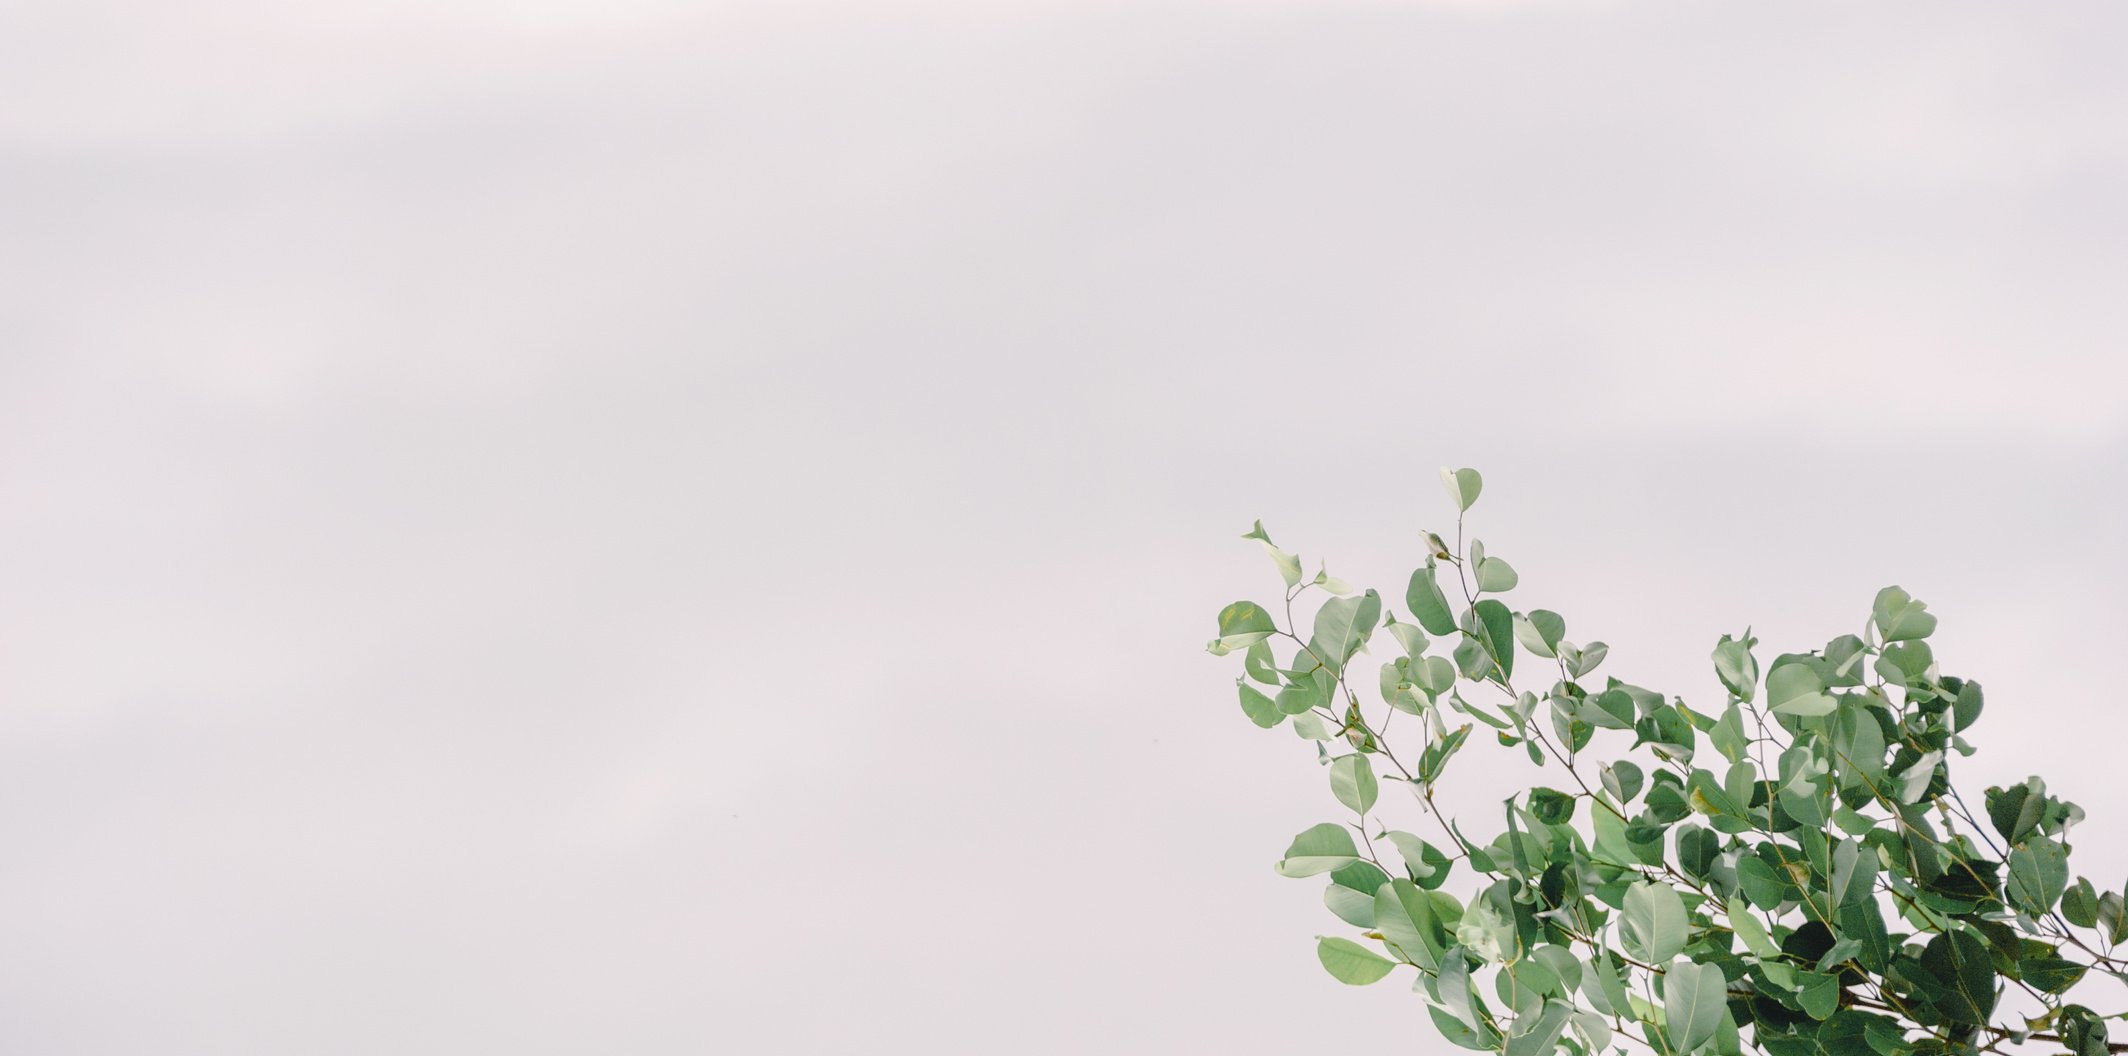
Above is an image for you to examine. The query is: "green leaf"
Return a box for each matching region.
[1590,688,1636,730]
[1528,787,1576,825]
[1515,610,1566,658]
[1664,959,1728,1054]
[1634,703,1697,765]
[1602,760,1644,804]
[1476,555,1518,593]
[1208,600,1279,654]
[2007,837,2069,917]
[1274,670,1327,715]
[1414,656,1457,697]
[1915,929,1997,1026]
[1828,704,1886,793]
[2061,1005,2110,1056]
[1243,639,1278,685]
[1729,896,1779,958]
[1385,620,1429,659]
[1986,778,2048,846]
[2021,949,2087,995]
[1562,641,1607,678]
[1952,679,1986,733]
[1736,856,1790,909]
[1829,838,1878,909]
[1506,1000,1574,1056]
[1237,684,1282,728]
[1312,564,1357,595]
[1406,562,1457,637]
[1316,936,1395,985]
[1427,1006,1496,1052]
[1687,781,1744,829]
[1325,882,1376,928]
[1529,946,1583,996]
[1622,881,1688,963]
[2064,877,2099,928]
[1677,825,1719,881]
[1872,585,1937,643]
[1474,599,1516,682]
[1440,467,1483,511]
[1875,641,1934,687]
[1329,754,1380,815]
[1310,589,1382,672]
[1325,861,1388,927]
[1891,750,1941,804]
[1725,761,1758,815]
[1374,880,1437,968]
[2101,891,2128,944]
[1242,520,1304,589]
[1453,901,1516,964]
[1711,632,1759,702]
[1581,949,1630,1017]
[1709,704,1750,765]
[1798,971,1840,1021]
[1384,831,1453,889]
[1437,945,1483,1030]
[1419,724,1472,784]
[1277,823,1361,877]
[1767,663,1835,717]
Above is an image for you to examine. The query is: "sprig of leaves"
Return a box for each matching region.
[1208,468,2124,1056]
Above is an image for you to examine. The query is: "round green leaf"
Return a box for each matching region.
[1476,556,1518,593]
[1622,881,1687,964]
[1872,585,1937,642]
[1439,467,1483,512]
[1329,754,1379,815]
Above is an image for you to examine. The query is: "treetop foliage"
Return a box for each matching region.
[1206,469,2123,1056]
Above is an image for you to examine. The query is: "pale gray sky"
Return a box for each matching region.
[3,2,2127,1053]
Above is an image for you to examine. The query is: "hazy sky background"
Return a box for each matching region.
[3,1,2127,1052]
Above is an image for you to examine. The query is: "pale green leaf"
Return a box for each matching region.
[1237,684,1281,728]
[1317,936,1395,985]
[1407,561,1457,636]
[1622,881,1688,963]
[1476,556,1518,593]
[1872,585,1937,643]
[1766,663,1834,717]
[1311,589,1382,670]
[1384,831,1451,887]
[1208,600,1279,654]
[1506,1000,1574,1056]
[1728,897,1778,958]
[1277,823,1361,877]
[1711,632,1758,702]
[1664,959,1727,1054]
[1386,620,1429,659]
[1330,754,1380,815]
[1437,946,1481,1029]
[1440,467,1484,512]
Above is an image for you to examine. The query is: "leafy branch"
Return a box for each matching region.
[1207,469,2125,1056]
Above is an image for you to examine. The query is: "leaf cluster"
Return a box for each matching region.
[1207,470,2126,1056]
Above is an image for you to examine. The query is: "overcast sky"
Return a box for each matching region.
[3,2,2127,1053]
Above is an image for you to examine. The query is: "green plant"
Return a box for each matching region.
[1205,469,2123,1056]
